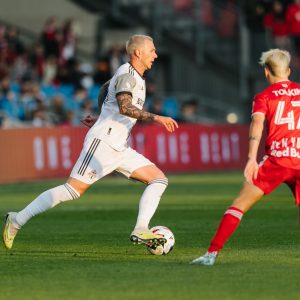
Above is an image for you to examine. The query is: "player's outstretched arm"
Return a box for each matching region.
[153,115,178,132]
[117,93,178,132]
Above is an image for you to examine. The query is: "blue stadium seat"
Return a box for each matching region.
[41,84,57,98]
[57,84,75,97]
[163,96,179,119]
[88,84,101,100]
[10,82,20,94]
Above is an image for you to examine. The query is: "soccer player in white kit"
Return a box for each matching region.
[3,35,178,250]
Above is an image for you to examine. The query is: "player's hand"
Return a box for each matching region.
[244,158,259,185]
[153,115,178,132]
[80,115,98,128]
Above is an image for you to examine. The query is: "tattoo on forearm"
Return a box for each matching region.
[117,93,155,121]
[249,136,260,141]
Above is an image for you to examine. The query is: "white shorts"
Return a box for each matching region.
[70,138,154,184]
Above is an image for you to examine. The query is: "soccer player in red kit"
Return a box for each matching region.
[192,49,300,266]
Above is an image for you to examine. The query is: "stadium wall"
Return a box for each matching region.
[0,124,250,183]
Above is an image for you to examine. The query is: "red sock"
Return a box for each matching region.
[208,206,244,252]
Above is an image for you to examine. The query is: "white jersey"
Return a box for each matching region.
[86,62,146,151]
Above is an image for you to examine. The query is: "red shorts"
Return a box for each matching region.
[253,156,300,204]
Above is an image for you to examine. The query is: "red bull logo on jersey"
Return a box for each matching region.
[272,88,300,97]
[271,148,300,158]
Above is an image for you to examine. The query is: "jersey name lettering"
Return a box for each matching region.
[272,88,300,97]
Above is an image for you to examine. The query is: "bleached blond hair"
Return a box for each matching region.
[259,49,291,77]
[126,35,153,56]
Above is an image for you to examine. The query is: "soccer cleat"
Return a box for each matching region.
[130,229,167,246]
[190,251,218,266]
[2,212,19,250]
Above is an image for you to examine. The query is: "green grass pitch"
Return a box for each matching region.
[0,173,300,300]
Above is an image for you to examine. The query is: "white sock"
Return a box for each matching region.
[134,178,168,230]
[15,183,80,227]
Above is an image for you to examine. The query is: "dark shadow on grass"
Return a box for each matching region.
[0,248,155,258]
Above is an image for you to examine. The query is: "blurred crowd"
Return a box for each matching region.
[171,0,300,52]
[4,1,300,128]
[0,15,207,128]
[0,16,104,128]
[164,0,238,39]
[245,0,300,67]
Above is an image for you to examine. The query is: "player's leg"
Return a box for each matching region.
[191,182,264,265]
[3,178,88,250]
[8,137,102,231]
[191,158,288,266]
[131,165,168,228]
[116,148,168,245]
[3,138,111,250]
[207,183,264,251]
[17,178,89,226]
[285,173,300,228]
[130,165,168,245]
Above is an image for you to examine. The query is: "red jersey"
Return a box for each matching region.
[252,80,300,169]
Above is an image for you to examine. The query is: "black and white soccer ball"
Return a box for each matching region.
[146,226,175,255]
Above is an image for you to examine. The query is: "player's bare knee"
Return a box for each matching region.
[147,168,166,183]
[66,178,89,196]
[156,169,166,179]
[68,184,85,196]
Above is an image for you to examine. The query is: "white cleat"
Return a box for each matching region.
[2,212,19,250]
[191,251,218,266]
[130,229,166,246]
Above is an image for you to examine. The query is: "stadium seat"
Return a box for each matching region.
[41,84,57,98]
[88,84,101,100]
[57,84,75,97]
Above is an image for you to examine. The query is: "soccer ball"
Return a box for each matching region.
[146,226,175,255]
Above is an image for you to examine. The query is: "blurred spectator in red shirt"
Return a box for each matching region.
[61,18,77,63]
[216,0,237,39]
[200,0,214,27]
[0,24,8,64]
[41,17,60,59]
[264,0,290,49]
[286,0,300,60]
[173,0,193,14]
[30,43,45,79]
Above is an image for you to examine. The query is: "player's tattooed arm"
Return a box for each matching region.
[117,91,178,132]
[117,93,156,121]
[248,135,260,141]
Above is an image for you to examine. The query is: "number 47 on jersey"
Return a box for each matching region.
[274,101,300,130]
